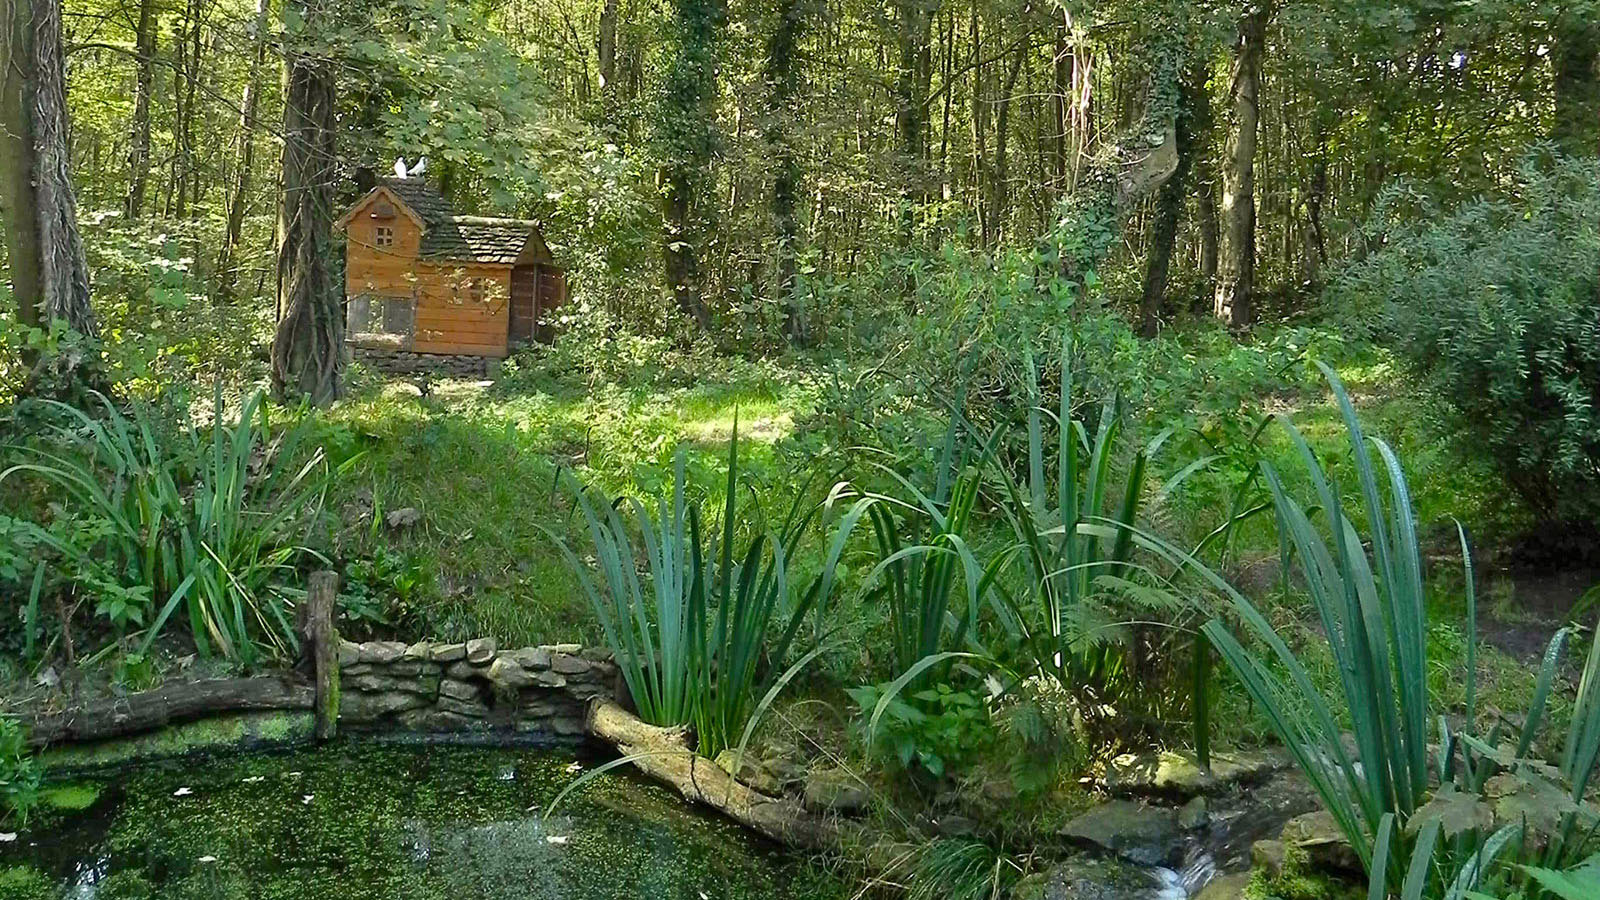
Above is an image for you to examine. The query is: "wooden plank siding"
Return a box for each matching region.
[340,184,566,359]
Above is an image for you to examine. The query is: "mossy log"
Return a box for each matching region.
[586,699,840,850]
[21,676,314,747]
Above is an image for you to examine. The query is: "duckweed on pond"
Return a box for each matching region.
[0,743,847,900]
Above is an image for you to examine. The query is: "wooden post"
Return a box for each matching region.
[301,570,340,740]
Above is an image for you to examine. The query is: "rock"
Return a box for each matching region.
[1250,839,1287,878]
[429,643,467,663]
[402,642,433,660]
[342,690,427,721]
[1194,872,1252,900]
[397,709,484,732]
[438,678,481,702]
[548,643,581,655]
[466,638,497,664]
[485,657,535,690]
[935,814,978,837]
[1104,749,1290,797]
[358,673,440,697]
[714,750,781,795]
[358,641,407,664]
[581,647,614,662]
[385,507,422,529]
[437,696,490,718]
[530,670,566,689]
[337,640,361,666]
[445,662,479,680]
[510,647,551,670]
[550,654,592,676]
[1059,799,1183,867]
[1015,855,1171,900]
[548,716,587,735]
[1178,795,1208,830]
[802,769,870,815]
[1280,809,1362,876]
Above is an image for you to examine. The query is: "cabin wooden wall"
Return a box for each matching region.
[344,193,513,358]
[412,263,511,357]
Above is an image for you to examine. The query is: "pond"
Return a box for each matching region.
[0,742,847,900]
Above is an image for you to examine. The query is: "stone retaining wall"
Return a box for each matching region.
[337,638,617,741]
[352,347,493,378]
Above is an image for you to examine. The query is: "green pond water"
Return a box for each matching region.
[0,743,847,900]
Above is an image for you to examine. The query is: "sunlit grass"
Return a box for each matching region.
[314,361,818,646]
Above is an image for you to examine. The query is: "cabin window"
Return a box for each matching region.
[374,225,394,248]
[346,292,414,344]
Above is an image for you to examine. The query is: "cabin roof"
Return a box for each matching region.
[349,177,550,266]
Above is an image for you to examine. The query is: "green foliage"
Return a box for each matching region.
[1,389,341,663]
[546,425,863,758]
[1334,154,1600,533]
[906,838,1023,900]
[1201,365,1600,898]
[985,340,1196,717]
[847,681,996,780]
[0,718,42,827]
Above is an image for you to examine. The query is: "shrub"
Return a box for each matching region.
[1,389,340,663]
[0,718,41,827]
[1333,153,1600,533]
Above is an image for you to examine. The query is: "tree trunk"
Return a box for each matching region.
[1553,17,1599,155]
[598,0,617,94]
[766,0,807,343]
[656,0,723,330]
[270,13,342,405]
[893,0,937,210]
[125,0,157,220]
[0,0,95,337]
[217,0,272,299]
[987,42,1025,245]
[1139,63,1206,337]
[1213,3,1269,330]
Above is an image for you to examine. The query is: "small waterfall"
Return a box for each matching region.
[1146,846,1218,899]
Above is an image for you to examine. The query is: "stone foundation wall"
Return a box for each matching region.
[352,347,492,378]
[337,638,616,741]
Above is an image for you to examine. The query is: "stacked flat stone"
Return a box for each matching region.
[353,348,491,378]
[337,638,616,739]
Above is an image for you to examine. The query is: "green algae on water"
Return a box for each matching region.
[2,742,846,900]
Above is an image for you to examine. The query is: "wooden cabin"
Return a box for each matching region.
[337,178,566,373]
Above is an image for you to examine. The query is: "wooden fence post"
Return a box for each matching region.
[301,571,340,740]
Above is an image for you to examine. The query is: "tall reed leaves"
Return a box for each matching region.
[2,389,337,662]
[547,423,866,758]
[1201,363,1432,873]
[988,340,1183,694]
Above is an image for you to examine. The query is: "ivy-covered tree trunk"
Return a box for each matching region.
[766,0,808,343]
[270,7,342,405]
[1138,63,1207,337]
[1553,15,1599,155]
[657,0,723,330]
[0,0,96,338]
[1214,3,1270,329]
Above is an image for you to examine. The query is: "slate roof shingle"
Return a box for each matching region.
[376,177,541,266]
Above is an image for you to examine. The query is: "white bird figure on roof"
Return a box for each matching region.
[393,157,408,178]
[407,156,428,178]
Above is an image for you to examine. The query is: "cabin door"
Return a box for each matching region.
[509,266,538,344]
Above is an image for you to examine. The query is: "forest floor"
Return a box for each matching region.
[314,343,1588,753]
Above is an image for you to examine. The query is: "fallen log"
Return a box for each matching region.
[20,675,314,747]
[586,699,841,850]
